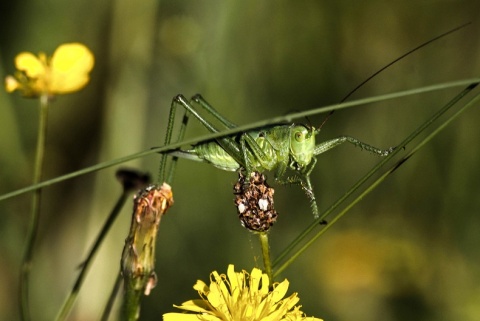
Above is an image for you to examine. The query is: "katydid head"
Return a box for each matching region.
[289,125,316,169]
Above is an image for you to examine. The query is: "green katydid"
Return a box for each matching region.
[161,94,394,219]
[158,24,469,219]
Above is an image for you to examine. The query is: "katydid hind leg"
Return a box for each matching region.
[158,97,188,183]
[189,95,258,168]
[166,107,191,183]
[167,95,247,170]
[192,94,237,129]
[175,95,282,172]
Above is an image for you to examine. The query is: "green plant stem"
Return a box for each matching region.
[2,80,479,203]
[54,191,130,321]
[273,84,480,277]
[258,232,273,282]
[20,94,49,321]
[274,158,392,278]
[101,273,123,321]
[122,286,141,321]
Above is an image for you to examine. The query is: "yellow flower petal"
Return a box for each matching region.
[163,312,216,321]
[5,76,21,93]
[164,265,323,321]
[227,264,239,294]
[50,43,94,93]
[172,299,210,313]
[207,281,231,319]
[271,279,290,303]
[260,271,269,295]
[51,43,94,73]
[193,279,209,294]
[207,273,224,308]
[5,42,94,97]
[15,52,46,78]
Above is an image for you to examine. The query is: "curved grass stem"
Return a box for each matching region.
[20,94,49,321]
[101,273,123,321]
[2,80,479,203]
[54,191,130,321]
[273,83,480,277]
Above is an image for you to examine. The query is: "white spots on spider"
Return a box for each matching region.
[258,198,269,211]
[238,203,246,214]
[236,198,270,213]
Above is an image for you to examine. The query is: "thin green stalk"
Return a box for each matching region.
[54,191,130,321]
[101,273,123,321]
[53,169,149,320]
[274,82,479,268]
[274,157,391,278]
[258,233,273,282]
[273,85,480,277]
[2,80,479,203]
[0,148,163,202]
[20,94,49,321]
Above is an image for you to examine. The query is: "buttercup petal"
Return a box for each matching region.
[15,52,46,78]
[5,43,94,97]
[5,76,21,93]
[50,43,94,93]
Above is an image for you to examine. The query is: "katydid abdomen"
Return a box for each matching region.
[170,126,294,173]
[189,140,243,171]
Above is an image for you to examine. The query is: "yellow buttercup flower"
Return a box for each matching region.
[163,265,322,321]
[5,43,94,97]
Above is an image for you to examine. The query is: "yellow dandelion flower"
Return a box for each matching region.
[5,43,94,97]
[163,265,322,321]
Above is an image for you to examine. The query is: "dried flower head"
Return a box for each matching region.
[234,171,278,232]
[121,183,174,295]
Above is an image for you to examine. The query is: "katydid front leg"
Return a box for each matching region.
[314,136,395,156]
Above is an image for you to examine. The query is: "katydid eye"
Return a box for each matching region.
[294,131,304,142]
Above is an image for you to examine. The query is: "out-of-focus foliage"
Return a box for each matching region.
[1,1,480,320]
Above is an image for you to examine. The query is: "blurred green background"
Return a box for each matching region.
[1,1,480,320]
